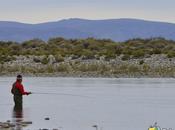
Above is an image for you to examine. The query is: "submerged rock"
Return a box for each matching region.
[0,122,15,129]
[6,120,10,123]
[21,121,32,124]
[44,117,50,120]
[0,120,32,129]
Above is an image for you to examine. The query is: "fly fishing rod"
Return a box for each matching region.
[31,92,93,99]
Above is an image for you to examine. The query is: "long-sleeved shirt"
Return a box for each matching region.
[15,81,28,95]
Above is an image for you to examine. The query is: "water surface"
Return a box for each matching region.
[0,78,175,130]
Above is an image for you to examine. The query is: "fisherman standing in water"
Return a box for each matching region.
[11,75,31,110]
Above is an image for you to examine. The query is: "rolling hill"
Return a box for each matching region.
[0,18,175,42]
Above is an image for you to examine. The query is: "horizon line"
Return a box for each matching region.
[0,18,175,25]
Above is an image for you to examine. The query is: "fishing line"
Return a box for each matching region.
[32,92,93,99]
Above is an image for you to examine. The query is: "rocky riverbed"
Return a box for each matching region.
[0,120,32,129]
[0,54,175,77]
[0,121,60,130]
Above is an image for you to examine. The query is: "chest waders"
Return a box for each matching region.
[13,83,23,110]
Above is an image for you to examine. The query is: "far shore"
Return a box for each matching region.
[0,72,175,78]
[1,38,175,78]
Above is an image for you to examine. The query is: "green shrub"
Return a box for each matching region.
[0,55,15,63]
[152,48,162,54]
[105,51,116,60]
[56,63,69,72]
[142,64,151,73]
[128,65,140,73]
[45,65,55,73]
[122,55,130,61]
[55,55,64,62]
[139,60,144,65]
[84,64,100,72]
[167,51,175,58]
[41,56,49,64]
[33,57,41,63]
[132,50,145,58]
[122,48,132,55]
[115,46,122,55]
[82,50,95,59]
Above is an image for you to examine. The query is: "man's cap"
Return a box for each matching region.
[17,75,22,79]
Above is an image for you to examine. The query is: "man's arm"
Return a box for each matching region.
[16,83,30,95]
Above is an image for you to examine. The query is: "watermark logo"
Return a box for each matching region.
[149,122,173,130]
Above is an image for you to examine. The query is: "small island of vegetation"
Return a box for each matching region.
[0,37,175,77]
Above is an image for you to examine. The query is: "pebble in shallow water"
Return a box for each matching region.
[0,120,32,129]
[0,122,15,129]
[22,121,33,125]
[44,117,50,120]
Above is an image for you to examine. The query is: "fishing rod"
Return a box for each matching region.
[31,92,93,99]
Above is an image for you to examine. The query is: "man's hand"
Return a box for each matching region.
[27,92,32,95]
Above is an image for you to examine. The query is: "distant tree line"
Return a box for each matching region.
[0,37,175,63]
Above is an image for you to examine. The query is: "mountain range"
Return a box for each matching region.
[0,18,175,42]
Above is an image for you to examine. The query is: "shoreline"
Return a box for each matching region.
[1,54,175,78]
[0,73,175,78]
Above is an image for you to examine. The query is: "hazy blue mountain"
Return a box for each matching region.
[0,18,175,42]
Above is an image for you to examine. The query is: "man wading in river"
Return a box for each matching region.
[11,75,31,110]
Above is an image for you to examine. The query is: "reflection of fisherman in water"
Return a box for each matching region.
[11,75,32,109]
[12,104,32,130]
[13,106,24,130]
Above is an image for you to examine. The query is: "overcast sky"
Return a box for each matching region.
[0,0,174,23]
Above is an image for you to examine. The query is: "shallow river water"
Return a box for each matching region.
[0,77,175,130]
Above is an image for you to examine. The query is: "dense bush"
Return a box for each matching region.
[55,55,64,62]
[132,50,145,58]
[167,51,175,58]
[0,37,175,62]
[122,55,130,61]
[41,56,49,64]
